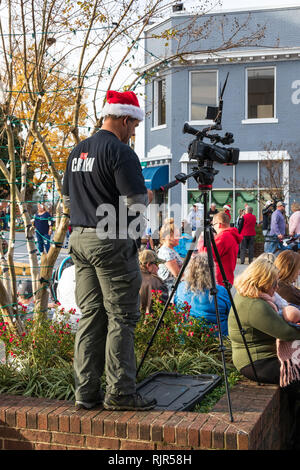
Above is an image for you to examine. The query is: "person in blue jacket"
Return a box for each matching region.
[174,252,231,336]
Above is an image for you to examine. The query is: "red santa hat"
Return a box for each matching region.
[223,204,231,210]
[101,90,144,121]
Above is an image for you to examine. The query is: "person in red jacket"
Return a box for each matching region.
[223,204,231,221]
[198,211,243,287]
[239,205,257,264]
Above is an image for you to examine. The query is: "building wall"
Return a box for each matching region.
[142,6,300,226]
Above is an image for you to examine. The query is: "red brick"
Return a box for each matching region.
[237,430,250,450]
[20,429,52,443]
[224,424,238,450]
[151,411,175,442]
[52,431,85,448]
[48,405,72,431]
[78,409,102,435]
[91,410,114,436]
[139,411,162,441]
[187,414,208,448]
[37,403,65,430]
[86,435,120,450]
[199,417,218,449]
[127,412,147,440]
[0,426,20,440]
[4,439,34,450]
[175,415,198,446]
[156,442,192,450]
[35,442,67,450]
[212,420,229,449]
[120,439,155,450]
[103,411,124,437]
[58,406,82,433]
[163,412,187,444]
[115,411,136,438]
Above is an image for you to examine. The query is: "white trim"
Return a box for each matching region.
[242,118,279,124]
[239,150,291,161]
[146,144,172,161]
[179,150,291,163]
[150,124,167,131]
[152,78,166,128]
[137,47,300,75]
[188,120,215,126]
[181,161,188,221]
[189,69,219,122]
[245,66,276,120]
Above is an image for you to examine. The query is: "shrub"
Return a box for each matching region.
[135,290,220,356]
[0,308,75,368]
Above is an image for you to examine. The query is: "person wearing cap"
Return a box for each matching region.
[138,250,168,313]
[62,90,156,412]
[223,204,231,221]
[267,201,287,254]
[262,200,274,237]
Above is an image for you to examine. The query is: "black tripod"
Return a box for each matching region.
[136,172,260,422]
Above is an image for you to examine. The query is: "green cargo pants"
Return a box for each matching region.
[68,229,142,402]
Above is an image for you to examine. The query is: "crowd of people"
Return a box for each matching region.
[13,88,300,418]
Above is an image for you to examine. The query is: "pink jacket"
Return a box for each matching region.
[289,211,300,236]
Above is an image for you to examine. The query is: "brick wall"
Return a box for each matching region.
[0,380,292,450]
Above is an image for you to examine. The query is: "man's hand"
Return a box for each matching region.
[278,234,284,240]
[147,189,153,204]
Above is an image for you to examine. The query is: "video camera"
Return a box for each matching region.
[160,73,239,192]
[183,73,239,167]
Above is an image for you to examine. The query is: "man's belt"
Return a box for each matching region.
[72,226,97,232]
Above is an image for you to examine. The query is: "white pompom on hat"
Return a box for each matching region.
[101,90,144,121]
[223,204,231,210]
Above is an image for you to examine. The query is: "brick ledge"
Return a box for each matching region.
[0,380,291,450]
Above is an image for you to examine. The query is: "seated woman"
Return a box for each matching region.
[139,249,169,313]
[157,218,183,293]
[174,253,231,336]
[274,250,300,307]
[228,257,300,386]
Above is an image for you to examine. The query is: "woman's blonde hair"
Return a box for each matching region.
[255,252,276,263]
[291,202,300,212]
[184,253,213,293]
[274,250,300,283]
[234,258,279,298]
[159,217,179,243]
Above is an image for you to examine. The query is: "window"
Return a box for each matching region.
[152,78,166,127]
[247,68,275,119]
[190,70,218,122]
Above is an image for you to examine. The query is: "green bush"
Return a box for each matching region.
[135,290,220,356]
[0,294,239,409]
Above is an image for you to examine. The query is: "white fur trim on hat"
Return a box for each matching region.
[223,204,231,210]
[101,102,144,121]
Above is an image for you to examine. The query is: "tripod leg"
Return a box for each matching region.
[210,233,261,385]
[205,226,234,422]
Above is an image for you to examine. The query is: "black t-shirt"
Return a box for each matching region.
[62,130,147,230]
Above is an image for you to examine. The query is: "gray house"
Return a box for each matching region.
[139,4,300,230]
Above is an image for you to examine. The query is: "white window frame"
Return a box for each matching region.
[188,69,219,125]
[242,66,278,124]
[151,77,167,130]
